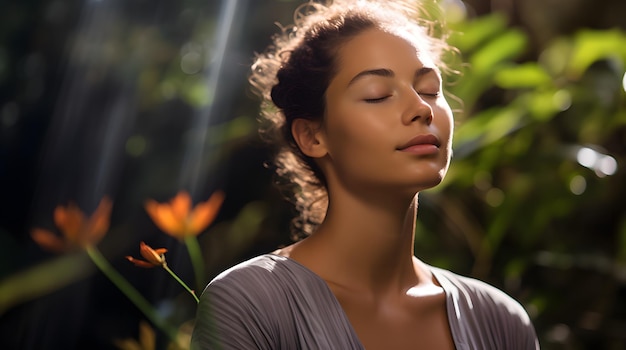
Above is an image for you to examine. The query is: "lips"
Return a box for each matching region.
[397,134,441,151]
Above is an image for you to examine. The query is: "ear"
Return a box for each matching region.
[291,118,327,158]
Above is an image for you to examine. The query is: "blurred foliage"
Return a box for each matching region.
[416,6,626,350]
[0,0,624,349]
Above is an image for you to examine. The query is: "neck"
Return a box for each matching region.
[303,189,421,295]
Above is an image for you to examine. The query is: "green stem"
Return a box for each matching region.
[163,263,199,303]
[184,236,205,291]
[85,246,178,341]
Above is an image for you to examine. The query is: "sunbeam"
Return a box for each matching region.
[179,0,240,194]
[34,0,131,211]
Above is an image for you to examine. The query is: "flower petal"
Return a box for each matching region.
[145,200,184,238]
[31,228,68,253]
[138,241,166,266]
[154,248,167,255]
[171,191,192,223]
[54,203,85,244]
[112,338,142,350]
[84,197,113,247]
[188,190,225,236]
[138,320,156,350]
[126,256,157,268]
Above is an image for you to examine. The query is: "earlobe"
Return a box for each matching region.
[291,119,327,158]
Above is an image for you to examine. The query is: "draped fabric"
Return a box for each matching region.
[191,254,539,349]
[431,267,540,350]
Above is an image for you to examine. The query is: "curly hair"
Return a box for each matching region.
[249,0,454,240]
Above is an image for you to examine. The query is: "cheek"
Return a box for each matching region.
[435,101,454,136]
[325,106,387,149]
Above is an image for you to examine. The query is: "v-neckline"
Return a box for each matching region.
[267,253,365,347]
[265,253,460,349]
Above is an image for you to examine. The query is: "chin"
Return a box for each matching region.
[424,177,444,190]
[418,170,447,191]
[401,177,444,196]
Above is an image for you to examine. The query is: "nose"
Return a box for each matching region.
[402,91,433,125]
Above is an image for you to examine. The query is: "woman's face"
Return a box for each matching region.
[318,27,454,195]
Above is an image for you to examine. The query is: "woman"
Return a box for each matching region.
[192,0,539,349]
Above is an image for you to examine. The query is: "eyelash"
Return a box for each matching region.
[419,92,440,98]
[364,96,390,103]
[364,91,440,103]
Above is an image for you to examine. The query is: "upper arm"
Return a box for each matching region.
[439,269,540,350]
[191,277,277,350]
[481,286,540,350]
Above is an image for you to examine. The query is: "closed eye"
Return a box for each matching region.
[419,92,440,98]
[364,96,390,103]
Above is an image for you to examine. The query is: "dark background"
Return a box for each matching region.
[0,0,625,349]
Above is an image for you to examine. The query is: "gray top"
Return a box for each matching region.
[191,254,539,349]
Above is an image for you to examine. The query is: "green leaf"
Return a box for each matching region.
[0,253,94,314]
[494,63,551,89]
[454,106,525,155]
[527,89,566,121]
[470,29,528,74]
[449,13,508,52]
[568,29,626,78]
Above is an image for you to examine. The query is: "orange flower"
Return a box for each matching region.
[144,190,224,240]
[31,197,112,253]
[126,241,167,268]
[114,321,156,350]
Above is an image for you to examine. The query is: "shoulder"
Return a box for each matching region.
[192,254,361,350]
[431,267,539,349]
[203,254,302,309]
[205,253,327,293]
[433,267,530,318]
[192,254,298,349]
[209,255,286,290]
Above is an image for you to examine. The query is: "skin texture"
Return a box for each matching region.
[278,28,455,349]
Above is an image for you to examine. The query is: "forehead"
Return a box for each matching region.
[333,28,436,81]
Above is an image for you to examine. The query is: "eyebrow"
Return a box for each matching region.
[347,66,437,86]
